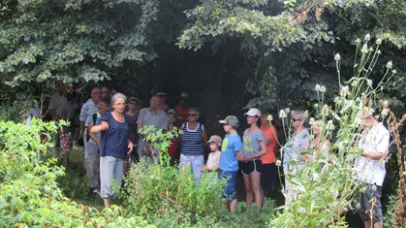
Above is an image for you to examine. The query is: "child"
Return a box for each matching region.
[204,135,222,172]
[218,115,243,213]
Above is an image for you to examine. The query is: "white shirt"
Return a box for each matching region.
[354,123,389,186]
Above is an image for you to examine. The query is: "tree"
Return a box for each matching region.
[0,0,161,86]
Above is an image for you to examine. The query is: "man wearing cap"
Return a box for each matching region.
[354,108,389,228]
[137,95,168,161]
[175,92,190,122]
[218,115,243,212]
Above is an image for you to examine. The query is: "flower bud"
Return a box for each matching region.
[309,117,315,126]
[276,159,282,167]
[361,44,368,54]
[321,104,329,116]
[340,86,350,97]
[320,86,326,93]
[326,120,335,130]
[366,79,372,87]
[392,69,397,74]
[267,114,273,122]
[386,61,393,69]
[279,110,286,118]
[364,34,371,41]
[315,84,321,91]
[334,53,341,61]
[376,38,382,45]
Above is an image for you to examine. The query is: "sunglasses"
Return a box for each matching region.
[188,114,198,117]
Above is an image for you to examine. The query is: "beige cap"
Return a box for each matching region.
[207,135,222,146]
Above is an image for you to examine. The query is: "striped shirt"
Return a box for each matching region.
[181,122,204,156]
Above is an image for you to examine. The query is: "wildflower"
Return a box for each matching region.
[355,38,361,44]
[315,84,321,91]
[276,159,282,167]
[267,114,273,122]
[340,86,350,97]
[298,207,306,214]
[371,184,377,192]
[364,34,371,41]
[377,50,381,54]
[334,53,341,61]
[279,110,286,118]
[355,203,361,210]
[376,38,382,45]
[351,80,359,87]
[285,108,290,114]
[366,79,372,87]
[321,104,329,117]
[314,103,319,108]
[334,97,342,105]
[326,120,335,130]
[320,86,326,93]
[386,61,393,69]
[361,44,368,54]
[309,117,315,126]
[392,69,397,74]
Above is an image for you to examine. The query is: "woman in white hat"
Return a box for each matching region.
[240,108,267,213]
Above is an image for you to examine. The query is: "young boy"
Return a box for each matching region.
[218,115,243,213]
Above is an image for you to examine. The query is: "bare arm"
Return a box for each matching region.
[91,121,109,133]
[88,122,100,144]
[202,125,208,144]
[361,151,386,160]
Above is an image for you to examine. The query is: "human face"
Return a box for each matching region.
[188,111,199,122]
[360,116,374,130]
[260,113,268,125]
[112,97,126,114]
[223,124,231,132]
[128,101,137,111]
[150,96,160,110]
[98,102,109,115]
[247,115,258,125]
[291,115,303,130]
[209,142,219,152]
[312,120,321,135]
[91,88,101,101]
[101,87,110,98]
[168,114,176,125]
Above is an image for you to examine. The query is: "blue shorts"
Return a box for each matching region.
[218,170,237,201]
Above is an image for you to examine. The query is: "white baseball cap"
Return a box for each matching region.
[245,108,261,117]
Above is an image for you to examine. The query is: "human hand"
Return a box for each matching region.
[128,141,134,154]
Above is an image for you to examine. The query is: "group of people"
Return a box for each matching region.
[40,85,390,227]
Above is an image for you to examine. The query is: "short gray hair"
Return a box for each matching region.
[291,110,308,123]
[189,107,200,116]
[111,93,127,105]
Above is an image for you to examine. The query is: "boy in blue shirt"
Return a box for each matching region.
[218,115,243,212]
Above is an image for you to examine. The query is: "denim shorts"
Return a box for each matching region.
[218,170,237,201]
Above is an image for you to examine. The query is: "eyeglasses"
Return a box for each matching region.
[188,114,198,117]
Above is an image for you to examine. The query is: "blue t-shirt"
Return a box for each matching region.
[219,133,243,172]
[99,112,130,159]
